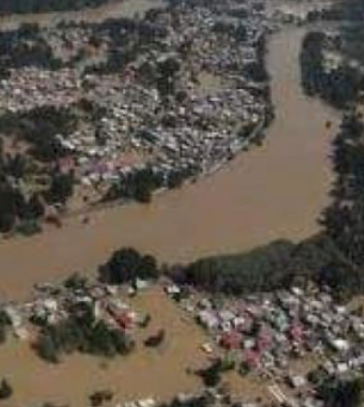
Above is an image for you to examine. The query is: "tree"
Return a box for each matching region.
[46,172,75,205]
[0,311,10,344]
[0,379,13,400]
[197,360,223,388]
[318,378,364,407]
[36,332,59,363]
[100,248,159,285]
[90,390,113,407]
[25,193,45,220]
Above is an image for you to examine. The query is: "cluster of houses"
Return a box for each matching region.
[0,67,82,112]
[2,278,147,340]
[0,0,270,200]
[166,284,364,406]
[3,275,364,407]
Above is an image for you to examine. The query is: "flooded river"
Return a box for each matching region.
[0,27,339,300]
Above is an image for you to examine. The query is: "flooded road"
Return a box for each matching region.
[0,27,339,300]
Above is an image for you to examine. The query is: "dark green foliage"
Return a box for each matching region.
[197,358,234,388]
[156,57,181,97]
[25,194,45,220]
[243,34,269,83]
[46,172,75,205]
[0,311,11,345]
[0,379,13,400]
[99,247,160,285]
[36,332,59,363]
[340,25,364,66]
[63,273,88,290]
[0,178,27,233]
[16,219,42,236]
[0,0,114,14]
[89,390,113,407]
[0,106,78,162]
[318,377,364,407]
[105,167,164,204]
[35,303,135,363]
[0,24,63,70]
[306,0,364,23]
[174,233,361,298]
[179,240,296,295]
[322,113,364,268]
[300,31,363,109]
[0,156,45,232]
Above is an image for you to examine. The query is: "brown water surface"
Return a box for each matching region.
[0,27,339,300]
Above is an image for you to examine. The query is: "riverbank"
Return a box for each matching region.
[0,26,339,300]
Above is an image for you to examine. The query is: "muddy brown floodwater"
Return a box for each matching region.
[0,27,339,300]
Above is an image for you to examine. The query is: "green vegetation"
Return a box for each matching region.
[306,0,364,23]
[0,105,79,233]
[177,240,296,295]
[89,390,114,407]
[300,31,364,109]
[104,167,165,204]
[340,25,364,66]
[0,24,62,70]
[0,311,10,344]
[175,231,363,300]
[322,113,364,270]
[35,302,135,363]
[99,247,160,285]
[0,106,78,162]
[0,176,44,234]
[0,379,13,400]
[0,0,116,14]
[197,358,235,388]
[317,377,364,407]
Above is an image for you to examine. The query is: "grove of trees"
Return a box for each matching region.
[300,31,364,110]
[35,301,135,363]
[99,247,160,285]
[322,113,364,269]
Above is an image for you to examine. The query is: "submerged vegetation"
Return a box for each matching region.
[35,308,135,363]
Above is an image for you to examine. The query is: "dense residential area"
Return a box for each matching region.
[1,0,364,407]
[0,0,271,235]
